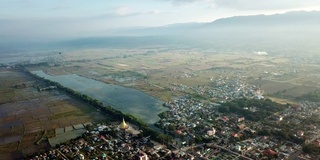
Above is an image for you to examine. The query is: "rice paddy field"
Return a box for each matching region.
[0,68,106,159]
[1,47,320,159]
[26,48,320,102]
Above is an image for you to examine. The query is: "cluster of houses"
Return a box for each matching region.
[191,135,302,159]
[157,96,320,159]
[157,98,257,145]
[27,119,196,160]
[227,136,299,159]
[207,77,264,101]
[26,88,320,160]
[169,76,263,102]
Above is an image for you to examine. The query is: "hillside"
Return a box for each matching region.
[2,11,320,54]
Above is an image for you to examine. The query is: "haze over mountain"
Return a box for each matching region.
[1,11,320,54]
[56,11,320,54]
[110,11,320,35]
[191,10,320,53]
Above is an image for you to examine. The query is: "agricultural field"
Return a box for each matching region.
[26,48,320,102]
[1,48,319,159]
[0,68,106,159]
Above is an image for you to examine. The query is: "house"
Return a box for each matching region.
[291,105,301,111]
[139,154,149,160]
[297,131,304,137]
[314,140,320,147]
[262,149,278,157]
[238,124,246,130]
[238,117,245,122]
[207,128,216,136]
[231,132,243,138]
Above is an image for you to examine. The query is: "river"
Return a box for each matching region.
[31,70,168,124]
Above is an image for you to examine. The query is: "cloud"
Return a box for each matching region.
[96,6,160,18]
[114,6,132,16]
[161,0,201,5]
[49,4,70,11]
[164,0,320,10]
[212,0,320,10]
[115,7,159,16]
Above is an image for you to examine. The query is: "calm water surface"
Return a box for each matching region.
[32,70,168,124]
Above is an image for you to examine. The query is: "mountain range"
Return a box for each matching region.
[2,11,320,54]
[63,11,320,54]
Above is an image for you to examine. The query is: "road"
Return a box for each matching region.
[288,133,320,160]
[175,143,253,160]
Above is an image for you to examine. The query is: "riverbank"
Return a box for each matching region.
[21,66,173,145]
[30,70,168,125]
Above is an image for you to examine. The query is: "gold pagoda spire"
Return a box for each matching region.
[119,118,129,130]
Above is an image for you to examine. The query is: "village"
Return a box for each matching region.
[1,64,320,160]
[27,119,190,160]
[170,76,264,101]
[2,1,320,159]
[26,93,320,160]
[1,48,320,160]
[155,95,320,159]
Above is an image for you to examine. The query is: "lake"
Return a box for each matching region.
[31,70,168,124]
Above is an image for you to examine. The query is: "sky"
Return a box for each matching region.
[1,0,320,41]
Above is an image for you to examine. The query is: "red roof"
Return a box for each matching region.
[262,149,278,156]
[176,130,182,135]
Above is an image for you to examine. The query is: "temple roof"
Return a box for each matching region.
[119,118,129,130]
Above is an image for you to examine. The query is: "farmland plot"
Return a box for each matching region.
[0,68,105,159]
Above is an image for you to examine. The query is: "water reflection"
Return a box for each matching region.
[32,70,168,124]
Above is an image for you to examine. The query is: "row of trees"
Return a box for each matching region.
[257,129,304,144]
[22,68,172,144]
[108,70,148,80]
[302,143,320,154]
[298,90,320,102]
[218,98,288,121]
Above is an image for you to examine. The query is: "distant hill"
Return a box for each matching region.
[186,11,320,53]
[16,11,320,54]
[112,11,320,35]
[207,11,320,26]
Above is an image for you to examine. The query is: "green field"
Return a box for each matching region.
[25,48,320,103]
[0,69,106,159]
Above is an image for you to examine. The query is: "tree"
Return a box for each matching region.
[218,106,229,113]
[303,144,320,154]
